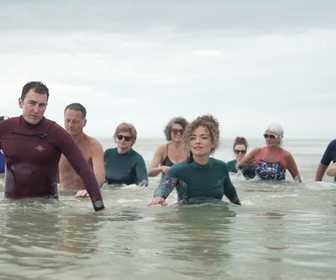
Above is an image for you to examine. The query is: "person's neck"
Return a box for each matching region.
[117,147,130,154]
[170,140,183,148]
[266,146,279,153]
[72,132,86,143]
[193,155,210,165]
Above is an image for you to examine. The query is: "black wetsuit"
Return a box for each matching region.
[161,144,175,167]
[320,139,336,181]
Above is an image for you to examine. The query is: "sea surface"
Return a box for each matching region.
[0,138,335,280]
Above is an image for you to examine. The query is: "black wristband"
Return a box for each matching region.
[93,200,105,212]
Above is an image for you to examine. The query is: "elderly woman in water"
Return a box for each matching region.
[236,122,302,182]
[147,116,189,181]
[148,114,241,206]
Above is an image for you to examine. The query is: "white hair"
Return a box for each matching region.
[266,122,284,147]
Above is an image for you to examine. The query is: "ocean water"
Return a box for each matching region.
[0,138,335,280]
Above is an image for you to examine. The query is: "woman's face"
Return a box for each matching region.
[189,126,214,158]
[234,144,246,161]
[263,129,281,148]
[170,123,184,142]
[115,130,133,151]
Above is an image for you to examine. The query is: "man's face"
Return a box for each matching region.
[64,109,86,136]
[19,89,48,124]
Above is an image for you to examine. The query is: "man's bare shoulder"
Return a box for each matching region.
[82,133,103,148]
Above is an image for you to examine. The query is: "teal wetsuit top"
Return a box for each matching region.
[226,159,237,173]
[104,148,148,186]
[153,157,240,205]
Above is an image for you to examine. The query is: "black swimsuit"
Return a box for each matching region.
[161,144,175,167]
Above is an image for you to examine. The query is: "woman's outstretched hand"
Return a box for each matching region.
[148,197,168,206]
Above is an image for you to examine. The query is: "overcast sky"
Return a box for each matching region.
[1,0,335,140]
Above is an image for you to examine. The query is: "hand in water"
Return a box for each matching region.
[75,190,89,198]
[138,179,148,187]
[239,162,256,180]
[148,197,168,206]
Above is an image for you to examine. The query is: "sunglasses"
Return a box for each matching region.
[171,128,184,135]
[117,134,132,141]
[263,134,278,140]
[234,149,246,155]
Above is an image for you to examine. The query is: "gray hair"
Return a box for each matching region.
[163,116,188,141]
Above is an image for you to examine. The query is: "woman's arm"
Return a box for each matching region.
[147,144,165,176]
[235,147,260,170]
[148,175,178,206]
[135,153,149,187]
[284,151,302,183]
[223,175,241,205]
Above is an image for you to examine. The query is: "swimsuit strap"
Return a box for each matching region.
[256,146,286,170]
[256,147,267,164]
[161,143,169,166]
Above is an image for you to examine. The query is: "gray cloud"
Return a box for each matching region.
[2,0,336,34]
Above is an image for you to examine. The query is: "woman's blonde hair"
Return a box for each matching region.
[113,122,137,144]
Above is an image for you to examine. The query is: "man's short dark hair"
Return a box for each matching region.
[64,103,87,119]
[21,81,49,101]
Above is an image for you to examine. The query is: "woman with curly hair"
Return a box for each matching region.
[148,115,241,206]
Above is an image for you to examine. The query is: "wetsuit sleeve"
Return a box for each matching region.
[49,124,104,211]
[223,175,241,205]
[103,149,114,184]
[135,153,148,187]
[226,160,237,173]
[320,139,336,166]
[153,174,178,199]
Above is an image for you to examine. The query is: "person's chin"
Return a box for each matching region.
[192,151,205,157]
[28,118,41,124]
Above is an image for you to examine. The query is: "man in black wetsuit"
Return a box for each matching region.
[0,81,104,212]
[315,139,336,182]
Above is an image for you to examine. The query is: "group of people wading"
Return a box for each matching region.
[0,81,335,212]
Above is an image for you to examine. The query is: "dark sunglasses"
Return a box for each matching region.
[234,149,246,155]
[171,128,184,135]
[117,134,132,141]
[263,134,278,140]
